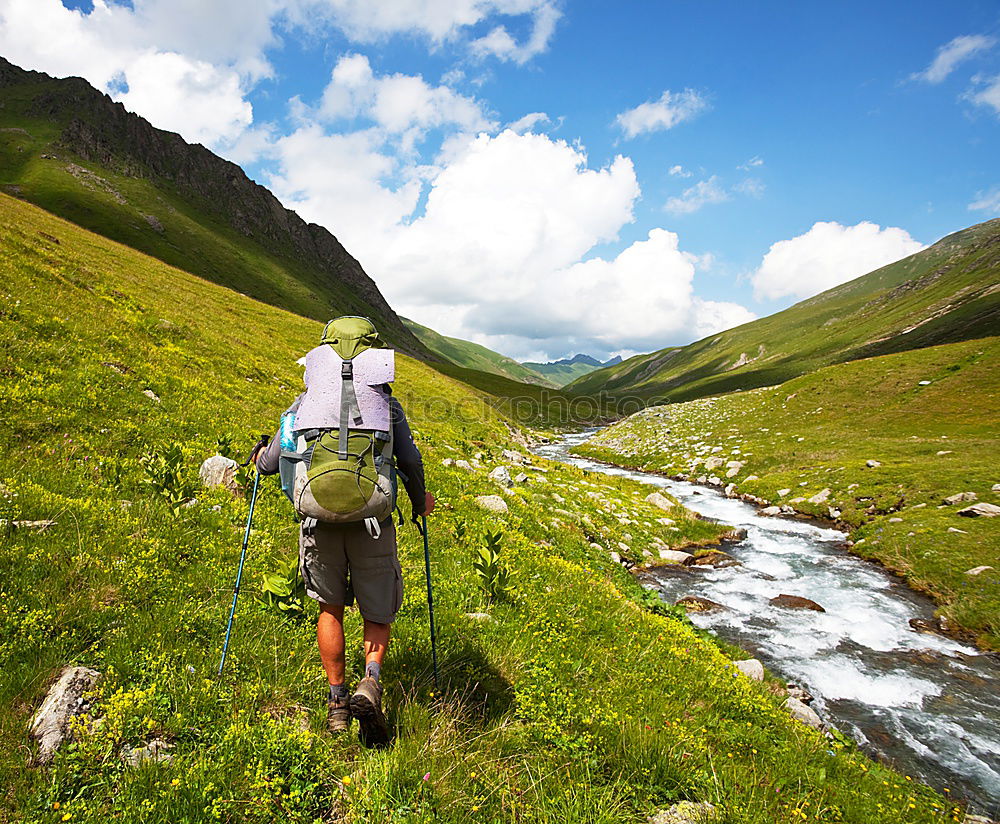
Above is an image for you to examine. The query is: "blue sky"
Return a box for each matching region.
[3,0,999,360]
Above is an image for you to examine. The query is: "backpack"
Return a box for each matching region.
[278,317,397,535]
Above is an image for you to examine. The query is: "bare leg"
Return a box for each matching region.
[363,620,391,673]
[317,603,346,685]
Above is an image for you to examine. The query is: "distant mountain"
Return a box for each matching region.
[568,219,1000,400]
[0,56,429,357]
[401,318,556,387]
[522,353,623,387]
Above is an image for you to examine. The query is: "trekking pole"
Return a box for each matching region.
[414,514,440,689]
[218,434,270,677]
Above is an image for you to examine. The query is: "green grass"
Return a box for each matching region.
[0,193,971,823]
[402,317,555,387]
[0,64,426,358]
[576,339,1000,648]
[566,220,1000,402]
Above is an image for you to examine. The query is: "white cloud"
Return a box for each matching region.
[968,186,1000,215]
[964,73,1000,116]
[911,34,996,84]
[507,111,550,133]
[751,221,925,302]
[665,176,729,215]
[734,177,765,198]
[616,89,708,138]
[469,1,561,64]
[669,164,692,178]
[738,155,763,170]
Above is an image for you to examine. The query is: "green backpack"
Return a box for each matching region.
[279,317,397,534]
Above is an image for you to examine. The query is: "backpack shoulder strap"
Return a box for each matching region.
[338,359,364,459]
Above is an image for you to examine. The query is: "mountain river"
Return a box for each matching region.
[534,429,1000,816]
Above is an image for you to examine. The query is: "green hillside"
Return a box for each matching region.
[522,354,621,387]
[576,338,1000,648]
[0,192,960,823]
[402,317,555,386]
[0,57,428,358]
[567,220,1000,400]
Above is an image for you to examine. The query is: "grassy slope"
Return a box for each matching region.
[0,73,425,357]
[576,339,1000,648]
[0,193,963,823]
[521,358,604,387]
[402,317,555,387]
[567,221,1000,401]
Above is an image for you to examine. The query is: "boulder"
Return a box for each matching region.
[199,455,239,491]
[761,506,781,516]
[959,503,1000,518]
[475,495,508,514]
[909,617,941,635]
[808,488,831,504]
[720,528,748,542]
[675,595,726,613]
[777,488,791,497]
[648,801,719,824]
[786,683,813,704]
[489,466,513,488]
[769,594,825,612]
[784,697,823,729]
[733,658,764,681]
[944,492,977,505]
[29,666,101,765]
[687,550,741,568]
[964,566,994,576]
[645,492,674,511]
[658,549,694,564]
[865,459,881,468]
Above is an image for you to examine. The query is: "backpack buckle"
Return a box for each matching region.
[341,361,353,378]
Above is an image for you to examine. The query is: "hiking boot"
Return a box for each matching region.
[349,676,391,748]
[327,691,351,734]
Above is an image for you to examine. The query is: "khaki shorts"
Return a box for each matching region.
[298,519,403,624]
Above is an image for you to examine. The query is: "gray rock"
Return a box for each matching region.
[724,483,737,497]
[965,566,994,576]
[734,658,764,681]
[777,488,791,497]
[122,737,173,767]
[489,466,513,488]
[808,488,831,504]
[703,457,725,471]
[609,551,621,564]
[744,475,760,482]
[784,697,823,729]
[944,492,977,505]
[786,683,814,704]
[866,459,881,468]
[725,460,744,470]
[675,595,726,613]
[648,801,718,824]
[143,388,161,403]
[888,517,903,523]
[828,507,841,519]
[199,455,239,491]
[501,449,528,465]
[514,472,529,484]
[959,502,1000,518]
[475,495,508,513]
[441,458,454,467]
[465,612,494,622]
[948,527,968,534]
[761,506,781,516]
[992,483,1000,492]
[658,549,693,564]
[455,459,473,471]
[30,666,101,764]
[645,492,674,511]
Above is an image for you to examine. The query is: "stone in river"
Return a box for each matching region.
[675,595,726,613]
[769,594,825,612]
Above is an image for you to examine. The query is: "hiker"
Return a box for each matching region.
[254,316,434,747]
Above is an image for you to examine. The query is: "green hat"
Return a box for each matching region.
[320,316,383,360]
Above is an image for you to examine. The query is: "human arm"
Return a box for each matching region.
[390,397,433,517]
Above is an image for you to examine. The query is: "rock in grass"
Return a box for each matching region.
[199,455,239,490]
[808,488,831,504]
[645,492,674,511]
[993,483,1000,492]
[675,595,726,613]
[770,594,825,612]
[965,566,994,576]
[784,697,823,729]
[658,549,693,564]
[122,737,173,767]
[734,659,764,681]
[455,459,473,471]
[475,495,508,514]
[944,492,977,505]
[777,488,791,497]
[489,466,513,488]
[648,801,718,824]
[958,502,1000,518]
[865,459,881,468]
[29,666,101,765]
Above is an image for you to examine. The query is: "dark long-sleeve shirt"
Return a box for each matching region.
[257,394,426,515]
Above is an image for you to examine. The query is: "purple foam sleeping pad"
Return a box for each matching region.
[294,345,394,432]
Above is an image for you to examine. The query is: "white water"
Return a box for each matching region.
[536,430,1000,816]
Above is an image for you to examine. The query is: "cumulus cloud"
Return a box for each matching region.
[668,164,692,178]
[616,89,708,138]
[751,221,925,302]
[664,176,730,215]
[968,186,1000,215]
[910,34,996,84]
